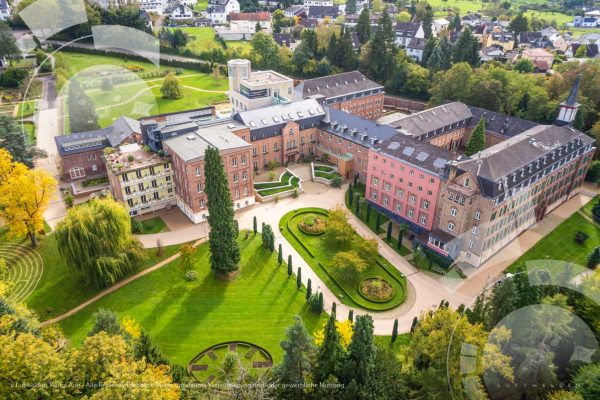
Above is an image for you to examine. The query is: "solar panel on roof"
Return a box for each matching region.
[402,147,415,156]
[387,142,400,150]
[416,152,429,161]
[433,158,447,168]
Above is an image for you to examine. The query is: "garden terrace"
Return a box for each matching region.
[254,170,301,197]
[57,232,325,366]
[104,143,168,174]
[313,164,342,181]
[280,208,407,311]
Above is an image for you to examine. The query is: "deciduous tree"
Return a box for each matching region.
[160,72,183,100]
[330,250,368,282]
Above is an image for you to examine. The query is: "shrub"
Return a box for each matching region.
[184,270,198,281]
[0,68,29,88]
[131,218,144,234]
[267,172,275,181]
[64,193,74,208]
[308,293,321,313]
[127,155,135,162]
[575,231,589,244]
[331,175,342,188]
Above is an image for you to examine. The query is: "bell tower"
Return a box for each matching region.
[555,74,581,127]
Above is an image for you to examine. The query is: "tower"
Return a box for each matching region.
[227,59,250,94]
[555,74,581,127]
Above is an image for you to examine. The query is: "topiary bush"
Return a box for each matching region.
[359,278,395,302]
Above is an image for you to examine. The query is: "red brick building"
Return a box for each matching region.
[293,71,385,120]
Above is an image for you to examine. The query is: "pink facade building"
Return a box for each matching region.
[365,136,452,233]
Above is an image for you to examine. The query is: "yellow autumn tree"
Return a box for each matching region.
[314,319,353,349]
[0,149,56,247]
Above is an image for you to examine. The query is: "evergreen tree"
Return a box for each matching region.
[332,302,336,314]
[465,117,486,156]
[421,4,434,39]
[255,21,263,32]
[386,222,392,241]
[288,255,293,277]
[422,37,437,67]
[262,224,275,252]
[513,266,541,308]
[346,0,356,15]
[449,13,461,31]
[375,212,381,231]
[343,315,376,386]
[592,200,600,223]
[68,78,99,133]
[355,197,360,215]
[348,309,354,322]
[391,319,398,343]
[487,279,516,328]
[452,27,480,67]
[397,223,408,249]
[253,216,257,235]
[306,278,312,300]
[314,312,345,383]
[0,116,46,167]
[338,27,357,71]
[327,32,338,65]
[410,316,418,333]
[297,267,302,289]
[508,13,529,34]
[466,293,488,325]
[366,202,371,223]
[361,8,396,82]
[318,292,324,313]
[274,316,316,389]
[204,146,240,275]
[348,187,354,206]
[278,243,283,265]
[587,247,600,269]
[356,7,371,44]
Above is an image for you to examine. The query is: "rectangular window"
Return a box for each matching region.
[420,215,427,225]
[197,183,203,193]
[232,158,238,167]
[451,207,458,217]
[241,156,246,165]
[199,199,205,208]
[472,226,478,235]
[448,221,455,231]
[69,167,85,179]
[383,197,389,206]
[372,191,378,200]
[475,211,481,220]
[233,173,239,183]
[195,166,201,177]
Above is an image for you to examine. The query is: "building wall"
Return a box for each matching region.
[315,129,370,181]
[364,149,443,232]
[330,92,385,120]
[165,142,255,224]
[426,127,467,150]
[108,161,176,216]
[61,149,107,182]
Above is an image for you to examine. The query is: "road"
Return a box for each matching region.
[34,75,67,229]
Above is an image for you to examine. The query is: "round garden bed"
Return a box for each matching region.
[358,278,395,303]
[297,213,328,235]
[188,341,273,382]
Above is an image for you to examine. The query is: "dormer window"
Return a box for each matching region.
[464,177,470,187]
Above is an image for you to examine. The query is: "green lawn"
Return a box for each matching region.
[193,0,208,12]
[255,171,301,197]
[17,100,36,118]
[507,197,600,272]
[21,122,36,145]
[346,182,389,234]
[280,208,407,312]
[58,233,325,366]
[25,234,182,320]
[138,216,168,234]
[168,27,253,58]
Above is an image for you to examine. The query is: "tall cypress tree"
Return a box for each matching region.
[386,222,392,241]
[422,36,437,67]
[288,255,293,277]
[465,117,486,156]
[278,243,283,265]
[204,146,240,275]
[391,319,398,343]
[327,32,338,66]
[296,267,302,289]
[253,216,257,235]
[306,278,312,299]
[356,7,371,44]
[68,78,99,133]
[314,312,345,382]
[421,4,434,39]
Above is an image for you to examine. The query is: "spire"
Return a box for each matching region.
[565,74,581,106]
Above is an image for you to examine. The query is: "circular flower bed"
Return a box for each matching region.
[359,278,395,302]
[298,214,328,235]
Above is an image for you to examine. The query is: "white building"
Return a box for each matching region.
[140,0,169,15]
[433,18,449,34]
[395,22,425,47]
[171,4,194,21]
[303,0,333,6]
[0,0,11,21]
[207,0,240,25]
[406,37,426,62]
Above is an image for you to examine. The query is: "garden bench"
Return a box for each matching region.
[190,364,208,371]
[252,361,273,368]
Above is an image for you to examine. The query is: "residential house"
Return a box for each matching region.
[520,48,555,72]
[345,13,382,28]
[284,5,306,18]
[304,0,333,6]
[518,31,551,49]
[215,12,272,40]
[573,15,599,28]
[140,0,169,15]
[395,22,425,47]
[307,6,340,22]
[433,18,449,34]
[462,13,483,27]
[171,4,194,22]
[484,26,514,51]
[479,45,506,62]
[273,33,298,50]
[207,0,240,25]
[406,37,427,62]
[294,70,385,120]
[0,0,10,21]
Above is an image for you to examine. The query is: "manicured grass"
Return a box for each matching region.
[346,182,389,234]
[81,176,109,187]
[193,0,208,12]
[374,334,411,361]
[21,122,36,145]
[507,197,600,272]
[168,27,253,58]
[58,233,325,366]
[138,216,168,234]
[17,100,36,118]
[280,208,407,312]
[255,171,301,197]
[315,170,341,180]
[25,234,182,320]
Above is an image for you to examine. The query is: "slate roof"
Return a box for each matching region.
[455,125,595,199]
[284,5,305,15]
[320,107,398,148]
[208,0,231,5]
[307,5,339,18]
[294,71,383,103]
[273,32,292,47]
[208,5,226,13]
[55,116,140,156]
[234,99,325,141]
[386,102,472,139]
[394,22,421,37]
[466,106,537,138]
[377,132,453,176]
[518,31,551,47]
[407,37,427,50]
